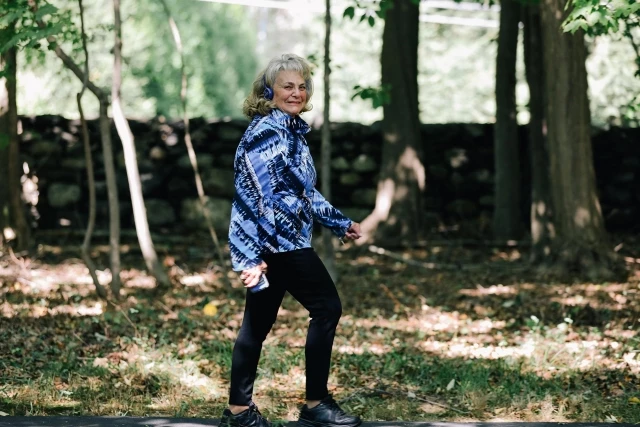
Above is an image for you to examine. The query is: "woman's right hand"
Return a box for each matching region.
[240,261,268,288]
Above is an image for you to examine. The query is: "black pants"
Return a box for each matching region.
[228,248,342,405]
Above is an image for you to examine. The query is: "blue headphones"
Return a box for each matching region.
[262,74,274,100]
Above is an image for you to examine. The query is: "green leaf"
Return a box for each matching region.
[343,6,355,19]
[586,10,602,26]
[563,18,588,33]
[367,15,375,27]
[0,33,24,53]
[0,10,23,27]
[34,3,59,20]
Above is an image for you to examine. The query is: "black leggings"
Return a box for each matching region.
[228,248,342,405]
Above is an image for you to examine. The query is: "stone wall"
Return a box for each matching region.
[17,115,640,234]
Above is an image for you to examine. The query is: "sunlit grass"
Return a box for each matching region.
[1,239,639,422]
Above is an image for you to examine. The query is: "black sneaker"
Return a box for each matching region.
[219,402,272,427]
[298,395,362,427]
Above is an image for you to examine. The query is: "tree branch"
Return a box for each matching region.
[28,0,106,101]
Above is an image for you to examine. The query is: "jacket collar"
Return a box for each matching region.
[269,108,310,135]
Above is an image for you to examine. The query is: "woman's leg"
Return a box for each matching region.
[283,249,361,427]
[281,248,342,401]
[228,271,286,406]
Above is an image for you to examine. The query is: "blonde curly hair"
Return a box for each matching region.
[243,53,314,118]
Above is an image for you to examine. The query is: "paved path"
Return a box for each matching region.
[0,418,634,427]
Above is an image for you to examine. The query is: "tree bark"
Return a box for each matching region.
[321,0,337,281]
[524,3,554,263]
[112,0,171,292]
[99,99,123,297]
[0,55,9,250]
[493,0,523,240]
[361,0,425,245]
[76,0,108,300]
[3,45,30,252]
[540,0,624,279]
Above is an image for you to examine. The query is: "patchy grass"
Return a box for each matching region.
[0,233,639,422]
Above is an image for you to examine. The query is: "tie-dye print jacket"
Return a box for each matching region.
[228,108,353,272]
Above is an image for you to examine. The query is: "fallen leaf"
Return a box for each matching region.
[419,403,445,414]
[629,396,640,404]
[203,302,218,317]
[93,357,109,368]
[446,379,455,391]
[0,412,8,416]
[407,391,416,398]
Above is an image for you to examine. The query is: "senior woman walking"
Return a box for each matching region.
[219,53,362,427]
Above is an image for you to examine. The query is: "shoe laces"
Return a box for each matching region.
[324,397,346,415]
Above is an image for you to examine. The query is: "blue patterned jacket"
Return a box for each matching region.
[228,108,353,272]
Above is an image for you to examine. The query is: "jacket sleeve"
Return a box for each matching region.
[309,187,352,237]
[228,128,279,272]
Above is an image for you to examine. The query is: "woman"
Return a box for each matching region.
[220,53,362,427]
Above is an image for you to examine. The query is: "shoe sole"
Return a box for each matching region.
[298,418,362,427]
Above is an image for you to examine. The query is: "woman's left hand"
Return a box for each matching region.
[344,222,362,240]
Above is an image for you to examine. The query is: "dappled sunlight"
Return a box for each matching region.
[574,207,592,227]
[1,238,639,421]
[459,284,518,297]
[399,146,426,191]
[1,301,104,318]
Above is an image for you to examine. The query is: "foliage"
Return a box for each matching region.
[0,0,77,80]
[351,84,390,109]
[564,0,640,35]
[3,0,639,125]
[5,0,258,119]
[341,0,420,110]
[343,0,421,26]
[563,0,640,124]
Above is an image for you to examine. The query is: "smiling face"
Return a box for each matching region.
[272,70,307,116]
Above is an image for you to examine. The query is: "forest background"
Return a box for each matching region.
[1,0,640,423]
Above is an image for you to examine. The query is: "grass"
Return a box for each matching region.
[0,232,639,422]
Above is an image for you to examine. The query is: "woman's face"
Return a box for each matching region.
[273,70,307,116]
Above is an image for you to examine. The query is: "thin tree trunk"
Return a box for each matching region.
[524,3,554,263]
[361,0,425,245]
[5,45,30,252]
[493,0,523,240]
[112,0,171,292]
[29,0,123,295]
[76,0,107,299]
[99,99,123,297]
[321,0,337,281]
[0,49,10,250]
[158,0,228,277]
[540,0,624,279]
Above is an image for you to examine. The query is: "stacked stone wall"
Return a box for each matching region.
[17,115,640,234]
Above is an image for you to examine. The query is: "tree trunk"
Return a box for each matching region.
[540,0,623,279]
[3,45,30,252]
[112,0,171,292]
[99,99,123,297]
[76,0,108,300]
[321,0,337,281]
[361,0,425,245]
[493,0,523,240]
[0,53,9,250]
[524,3,554,263]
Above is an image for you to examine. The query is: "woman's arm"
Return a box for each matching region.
[308,187,352,237]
